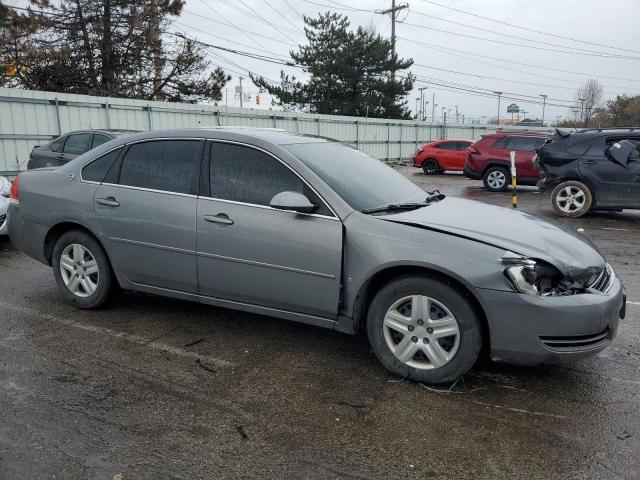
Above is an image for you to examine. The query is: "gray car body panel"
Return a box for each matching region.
[8,128,624,364]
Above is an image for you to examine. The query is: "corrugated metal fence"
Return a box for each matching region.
[0,87,551,175]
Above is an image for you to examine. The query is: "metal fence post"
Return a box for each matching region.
[146,104,152,130]
[105,102,111,129]
[54,98,62,135]
[355,120,359,149]
[415,122,419,154]
[272,114,277,128]
[295,115,300,133]
[386,123,391,162]
[316,117,320,136]
[398,123,403,163]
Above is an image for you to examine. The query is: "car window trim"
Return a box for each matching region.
[204,139,339,220]
[109,137,205,196]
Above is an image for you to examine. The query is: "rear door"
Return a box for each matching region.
[453,141,473,170]
[507,136,546,178]
[196,141,343,319]
[93,138,203,293]
[434,141,458,170]
[580,136,640,206]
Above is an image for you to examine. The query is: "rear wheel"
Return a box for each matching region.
[551,181,593,217]
[367,275,483,384]
[422,158,439,175]
[482,166,510,191]
[52,230,115,309]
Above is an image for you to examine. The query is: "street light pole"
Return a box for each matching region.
[415,97,420,119]
[431,92,435,121]
[578,98,586,126]
[539,94,547,126]
[493,91,503,124]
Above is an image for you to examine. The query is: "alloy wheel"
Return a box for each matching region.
[383,295,460,370]
[486,170,506,189]
[556,186,586,214]
[59,243,99,298]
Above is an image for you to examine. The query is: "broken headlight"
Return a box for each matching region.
[502,252,568,296]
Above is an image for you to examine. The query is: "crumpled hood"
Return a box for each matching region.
[383,197,604,279]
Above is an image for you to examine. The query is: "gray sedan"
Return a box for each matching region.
[7,129,626,383]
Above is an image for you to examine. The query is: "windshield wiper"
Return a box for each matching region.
[362,202,431,214]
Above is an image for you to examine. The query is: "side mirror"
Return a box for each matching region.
[270,191,317,213]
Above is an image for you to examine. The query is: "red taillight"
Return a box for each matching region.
[9,173,21,203]
[467,146,479,155]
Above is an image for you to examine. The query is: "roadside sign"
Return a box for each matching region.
[507,103,520,113]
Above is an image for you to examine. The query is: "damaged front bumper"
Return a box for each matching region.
[472,274,626,365]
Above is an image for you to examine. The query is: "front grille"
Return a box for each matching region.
[539,328,611,352]
[0,214,5,226]
[588,264,614,293]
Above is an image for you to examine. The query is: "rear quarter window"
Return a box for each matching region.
[82,148,122,183]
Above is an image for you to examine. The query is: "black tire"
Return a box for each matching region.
[551,180,593,218]
[52,230,115,309]
[482,166,510,192]
[422,158,439,175]
[366,275,483,384]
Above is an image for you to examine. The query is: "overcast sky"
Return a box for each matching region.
[9,0,640,123]
[178,0,640,123]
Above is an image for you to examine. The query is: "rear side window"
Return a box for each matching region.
[118,140,201,194]
[92,134,111,149]
[209,142,331,215]
[456,141,472,150]
[48,136,64,152]
[437,141,457,150]
[82,148,122,183]
[492,137,509,149]
[63,133,92,154]
[510,136,546,151]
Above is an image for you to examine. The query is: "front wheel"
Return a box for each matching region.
[367,275,483,384]
[52,230,115,309]
[551,181,593,217]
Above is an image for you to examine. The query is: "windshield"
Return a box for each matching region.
[285,141,427,211]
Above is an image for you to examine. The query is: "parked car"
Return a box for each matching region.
[536,128,640,217]
[27,129,138,169]
[463,132,548,191]
[0,175,11,236]
[8,129,626,384]
[413,139,474,174]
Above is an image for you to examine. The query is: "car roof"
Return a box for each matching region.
[109,127,331,146]
[431,138,474,143]
[59,129,140,137]
[488,131,548,137]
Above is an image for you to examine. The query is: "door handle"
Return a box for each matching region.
[204,213,234,226]
[96,197,120,207]
[583,160,597,165]
[56,153,65,159]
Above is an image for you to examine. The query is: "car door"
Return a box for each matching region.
[434,141,458,170]
[453,141,472,170]
[580,136,640,206]
[196,140,343,319]
[61,132,93,164]
[507,136,545,178]
[93,138,203,293]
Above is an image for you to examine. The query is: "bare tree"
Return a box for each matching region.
[575,79,604,127]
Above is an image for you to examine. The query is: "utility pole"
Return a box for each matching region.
[377,0,408,80]
[431,92,436,121]
[415,97,420,119]
[493,91,503,124]
[455,105,459,123]
[539,94,547,126]
[239,77,244,109]
[578,97,586,126]
[418,86,428,121]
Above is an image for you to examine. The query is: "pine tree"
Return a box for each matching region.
[0,1,230,102]
[252,13,415,119]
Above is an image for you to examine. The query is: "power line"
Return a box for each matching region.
[407,8,640,57]
[258,0,305,33]
[281,0,305,20]
[398,20,640,60]
[233,0,301,42]
[397,36,640,84]
[418,0,640,55]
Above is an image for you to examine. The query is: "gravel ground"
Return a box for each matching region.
[1,168,638,480]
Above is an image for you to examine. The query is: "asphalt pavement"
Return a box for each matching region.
[1,167,638,480]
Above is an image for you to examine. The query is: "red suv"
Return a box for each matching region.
[413,139,474,174]
[463,132,548,191]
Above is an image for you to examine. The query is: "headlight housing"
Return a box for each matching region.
[0,176,11,197]
[502,252,565,296]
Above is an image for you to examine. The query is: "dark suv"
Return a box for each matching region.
[537,128,640,217]
[463,132,548,191]
[27,129,138,169]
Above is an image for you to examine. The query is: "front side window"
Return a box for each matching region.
[285,141,426,212]
[118,140,201,194]
[82,148,122,183]
[63,133,93,155]
[438,142,457,151]
[209,142,332,216]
